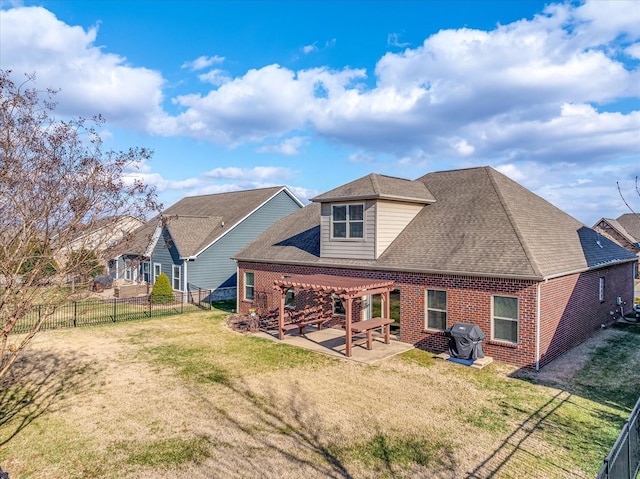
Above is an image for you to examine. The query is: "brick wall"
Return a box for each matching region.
[538,262,635,367]
[238,260,634,369]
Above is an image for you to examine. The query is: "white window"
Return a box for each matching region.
[244,272,255,301]
[285,287,295,308]
[332,294,345,316]
[142,262,150,283]
[153,263,161,283]
[493,296,518,343]
[332,204,364,239]
[124,267,132,281]
[172,265,181,291]
[426,290,447,330]
[599,277,605,302]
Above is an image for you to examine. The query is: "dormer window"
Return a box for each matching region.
[332,204,364,239]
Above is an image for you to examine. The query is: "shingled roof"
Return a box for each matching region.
[117,186,300,259]
[235,167,636,280]
[616,214,640,244]
[311,173,435,204]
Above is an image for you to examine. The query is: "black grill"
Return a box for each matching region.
[445,323,486,360]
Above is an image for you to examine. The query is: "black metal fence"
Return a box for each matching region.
[596,395,640,479]
[9,290,215,335]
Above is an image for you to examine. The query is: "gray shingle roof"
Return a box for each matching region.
[616,214,640,242]
[236,167,636,279]
[311,173,436,204]
[118,186,289,258]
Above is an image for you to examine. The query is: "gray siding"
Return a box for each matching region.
[376,200,424,258]
[151,230,183,290]
[320,200,376,260]
[186,190,302,290]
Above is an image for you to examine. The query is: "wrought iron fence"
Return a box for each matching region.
[9,292,206,334]
[596,395,640,479]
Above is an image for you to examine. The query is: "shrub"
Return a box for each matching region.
[151,273,174,304]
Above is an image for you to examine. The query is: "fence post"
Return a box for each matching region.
[113,298,117,322]
[73,301,77,328]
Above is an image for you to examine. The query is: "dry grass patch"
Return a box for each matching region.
[0,310,636,478]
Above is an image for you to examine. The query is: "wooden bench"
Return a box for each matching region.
[281,306,328,335]
[350,317,394,350]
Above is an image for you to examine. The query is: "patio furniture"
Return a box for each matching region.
[350,317,393,350]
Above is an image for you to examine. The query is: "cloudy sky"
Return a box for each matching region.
[1,0,639,225]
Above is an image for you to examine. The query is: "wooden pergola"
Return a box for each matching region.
[272,274,396,356]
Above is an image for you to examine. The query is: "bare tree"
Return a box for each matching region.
[618,176,639,217]
[0,70,160,380]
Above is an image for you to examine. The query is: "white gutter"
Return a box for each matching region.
[183,260,188,298]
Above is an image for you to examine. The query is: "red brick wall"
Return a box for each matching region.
[538,262,635,367]
[237,261,634,369]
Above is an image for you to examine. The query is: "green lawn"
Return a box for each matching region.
[0,309,637,478]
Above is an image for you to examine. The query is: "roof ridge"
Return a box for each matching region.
[487,168,543,278]
[370,173,381,195]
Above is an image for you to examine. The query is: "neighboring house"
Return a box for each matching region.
[593,214,640,277]
[234,166,637,370]
[57,215,144,270]
[109,186,304,300]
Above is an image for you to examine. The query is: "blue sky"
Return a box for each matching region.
[1,0,639,225]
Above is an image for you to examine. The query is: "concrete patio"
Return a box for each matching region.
[254,325,414,364]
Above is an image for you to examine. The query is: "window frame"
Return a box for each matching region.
[172,265,181,291]
[332,294,346,316]
[285,287,295,308]
[599,277,605,303]
[142,262,150,283]
[244,272,255,301]
[153,263,161,283]
[331,203,365,240]
[492,295,519,344]
[425,289,447,331]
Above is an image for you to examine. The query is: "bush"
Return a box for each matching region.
[150,273,174,304]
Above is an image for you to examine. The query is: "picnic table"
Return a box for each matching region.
[349,317,393,350]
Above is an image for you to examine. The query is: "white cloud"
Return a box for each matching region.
[2,1,638,214]
[302,43,318,54]
[181,55,225,71]
[256,137,306,156]
[203,166,294,182]
[0,6,168,128]
[387,33,410,48]
[198,69,232,86]
[625,43,640,59]
[349,152,376,163]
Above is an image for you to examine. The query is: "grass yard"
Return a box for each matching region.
[1,309,638,478]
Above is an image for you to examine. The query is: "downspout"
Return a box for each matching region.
[183,260,188,302]
[535,282,541,371]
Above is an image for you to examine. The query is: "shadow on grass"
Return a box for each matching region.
[512,323,640,411]
[0,350,100,447]
[199,371,355,478]
[187,366,455,478]
[472,322,640,478]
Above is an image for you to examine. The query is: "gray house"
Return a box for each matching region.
[109,186,303,299]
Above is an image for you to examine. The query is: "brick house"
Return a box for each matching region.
[234,167,637,370]
[593,214,640,277]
